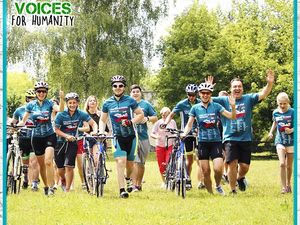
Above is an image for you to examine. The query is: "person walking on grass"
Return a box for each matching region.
[151,107,177,188]
[99,75,144,198]
[160,84,204,190]
[209,69,275,194]
[130,84,158,192]
[54,92,97,192]
[17,81,64,196]
[268,92,294,194]
[182,83,236,195]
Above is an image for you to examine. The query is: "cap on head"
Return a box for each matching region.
[198,83,214,92]
[111,75,126,86]
[185,84,198,93]
[65,92,79,102]
[34,81,49,90]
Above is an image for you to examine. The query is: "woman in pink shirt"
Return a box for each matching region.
[151,107,177,187]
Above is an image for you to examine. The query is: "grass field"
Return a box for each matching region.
[7,152,293,225]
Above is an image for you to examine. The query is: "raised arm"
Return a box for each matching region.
[220,96,236,119]
[258,69,275,101]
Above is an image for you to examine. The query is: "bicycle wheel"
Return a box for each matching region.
[6,149,15,195]
[82,153,95,194]
[175,159,181,196]
[181,156,187,199]
[95,154,105,197]
[13,155,23,194]
[165,152,176,191]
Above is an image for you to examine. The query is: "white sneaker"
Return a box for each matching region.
[160,182,166,189]
[215,185,225,196]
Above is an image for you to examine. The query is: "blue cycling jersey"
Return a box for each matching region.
[135,99,157,140]
[189,102,225,142]
[273,108,294,146]
[55,109,91,143]
[25,99,55,137]
[172,98,200,132]
[102,95,138,137]
[13,105,35,138]
[213,94,259,142]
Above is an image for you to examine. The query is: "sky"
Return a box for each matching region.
[149,0,233,72]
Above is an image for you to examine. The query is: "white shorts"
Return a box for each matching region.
[276,144,294,154]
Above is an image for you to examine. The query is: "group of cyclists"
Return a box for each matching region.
[9,68,294,198]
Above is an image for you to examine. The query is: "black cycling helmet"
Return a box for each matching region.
[65,92,80,102]
[34,81,49,90]
[111,75,126,86]
[185,84,198,93]
[25,89,36,98]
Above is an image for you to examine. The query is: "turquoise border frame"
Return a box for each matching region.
[2,0,7,223]
[293,0,298,224]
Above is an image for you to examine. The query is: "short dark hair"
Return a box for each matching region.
[130,84,142,92]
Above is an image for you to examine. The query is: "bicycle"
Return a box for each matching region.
[6,125,33,194]
[165,128,192,199]
[82,134,114,197]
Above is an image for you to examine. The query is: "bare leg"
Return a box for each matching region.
[76,154,84,184]
[116,157,127,189]
[277,147,287,189]
[286,153,293,188]
[44,147,55,187]
[65,167,74,192]
[36,155,47,187]
[213,157,224,187]
[228,160,238,191]
[201,160,212,193]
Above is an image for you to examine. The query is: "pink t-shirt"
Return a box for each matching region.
[152,119,177,147]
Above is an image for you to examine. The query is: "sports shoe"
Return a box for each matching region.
[215,185,225,196]
[161,182,167,189]
[44,187,49,196]
[281,187,287,194]
[186,179,192,190]
[237,177,246,191]
[120,191,129,198]
[132,185,142,192]
[197,182,206,189]
[48,187,55,196]
[22,181,29,189]
[82,183,87,190]
[221,174,229,184]
[229,189,237,196]
[286,185,292,193]
[31,181,39,192]
[125,178,133,193]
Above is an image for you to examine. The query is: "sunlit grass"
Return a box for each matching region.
[7,153,293,225]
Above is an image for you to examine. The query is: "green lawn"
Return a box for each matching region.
[7,153,293,225]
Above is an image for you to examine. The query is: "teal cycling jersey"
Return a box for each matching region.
[213,94,259,142]
[135,99,157,140]
[173,98,200,132]
[55,109,91,143]
[25,99,55,137]
[102,95,139,137]
[273,108,294,146]
[189,102,225,142]
[13,105,35,138]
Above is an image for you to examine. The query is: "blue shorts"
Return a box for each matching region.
[112,135,137,161]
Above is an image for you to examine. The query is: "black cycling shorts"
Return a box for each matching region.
[184,136,197,154]
[197,142,223,160]
[223,141,252,165]
[54,141,78,168]
[19,137,33,158]
[31,133,57,156]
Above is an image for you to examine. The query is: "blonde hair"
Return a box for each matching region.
[84,95,99,112]
[160,107,171,115]
[276,92,290,106]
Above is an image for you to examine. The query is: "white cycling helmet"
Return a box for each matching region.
[198,83,214,92]
[34,81,49,90]
[111,75,126,86]
[185,84,198,93]
[65,92,80,102]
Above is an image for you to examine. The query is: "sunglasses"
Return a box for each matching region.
[200,91,211,95]
[113,84,125,88]
[187,93,196,97]
[36,90,47,94]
